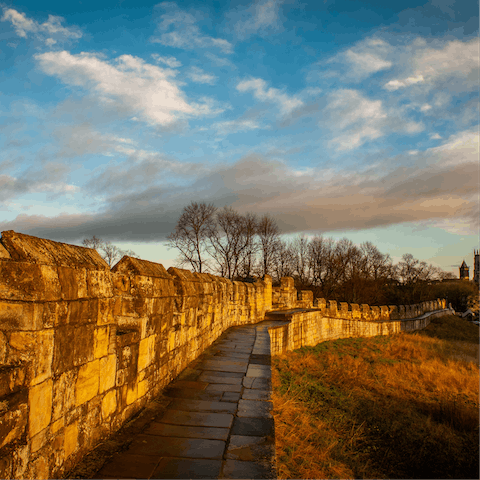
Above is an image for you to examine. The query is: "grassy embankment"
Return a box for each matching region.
[271,315,479,479]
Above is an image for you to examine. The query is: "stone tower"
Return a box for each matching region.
[459,260,469,280]
[474,250,479,284]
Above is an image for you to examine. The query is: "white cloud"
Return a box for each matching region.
[428,128,479,167]
[213,119,263,136]
[151,2,233,54]
[2,8,82,44]
[420,104,432,112]
[430,133,442,140]
[343,38,393,78]
[236,77,303,115]
[151,54,182,68]
[325,89,424,151]
[36,51,223,126]
[385,74,425,90]
[231,0,284,40]
[188,67,217,84]
[384,38,477,93]
[204,52,236,68]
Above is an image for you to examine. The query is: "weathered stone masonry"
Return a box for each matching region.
[0,231,446,479]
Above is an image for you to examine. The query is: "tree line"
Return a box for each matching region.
[167,202,476,309]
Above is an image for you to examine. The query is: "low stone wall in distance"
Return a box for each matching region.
[0,230,272,480]
[268,304,448,355]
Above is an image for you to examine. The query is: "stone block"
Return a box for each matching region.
[8,331,35,355]
[0,243,10,258]
[0,262,59,302]
[94,326,109,359]
[97,298,114,325]
[0,301,43,331]
[68,299,99,325]
[328,300,338,316]
[138,378,149,398]
[380,306,390,320]
[138,335,155,372]
[99,354,117,393]
[0,389,28,449]
[0,365,26,398]
[73,324,95,366]
[31,329,54,386]
[30,425,49,453]
[50,417,64,434]
[76,360,99,406]
[86,270,113,298]
[112,272,131,295]
[126,382,138,405]
[57,267,88,300]
[64,420,78,459]
[32,455,49,480]
[29,379,53,437]
[101,389,117,419]
[52,326,75,375]
[52,370,76,422]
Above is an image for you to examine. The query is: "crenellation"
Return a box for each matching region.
[350,303,361,319]
[361,304,371,321]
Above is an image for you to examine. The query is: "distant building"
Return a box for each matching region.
[474,250,479,284]
[459,260,469,280]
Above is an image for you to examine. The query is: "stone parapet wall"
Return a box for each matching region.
[0,231,272,479]
[312,297,446,321]
[268,309,449,356]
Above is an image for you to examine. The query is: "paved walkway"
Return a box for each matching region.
[93,319,287,479]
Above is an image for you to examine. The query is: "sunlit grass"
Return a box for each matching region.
[272,315,479,479]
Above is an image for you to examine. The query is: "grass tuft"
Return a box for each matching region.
[272,315,479,479]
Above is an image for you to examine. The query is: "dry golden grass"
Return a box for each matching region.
[272,315,479,479]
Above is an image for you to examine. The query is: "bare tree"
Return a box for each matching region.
[272,240,296,283]
[257,214,280,277]
[82,235,103,250]
[291,234,311,286]
[360,242,392,280]
[237,212,259,278]
[208,207,253,279]
[166,202,217,273]
[82,236,139,267]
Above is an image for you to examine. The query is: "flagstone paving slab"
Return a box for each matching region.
[242,389,271,400]
[198,374,243,384]
[127,435,226,459]
[167,399,238,413]
[163,388,223,401]
[231,417,275,437]
[226,435,275,462]
[95,453,160,479]
[237,399,273,418]
[206,383,243,392]
[160,410,234,428]
[145,423,230,440]
[151,458,223,479]
[222,459,275,479]
[89,318,289,479]
[221,391,241,402]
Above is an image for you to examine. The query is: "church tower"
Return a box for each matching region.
[459,260,469,280]
[474,250,479,284]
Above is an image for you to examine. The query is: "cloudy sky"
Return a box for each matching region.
[0,0,478,275]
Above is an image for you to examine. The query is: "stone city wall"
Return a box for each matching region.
[268,299,447,355]
[0,230,446,479]
[0,231,272,479]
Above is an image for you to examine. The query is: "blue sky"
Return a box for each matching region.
[0,0,478,275]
